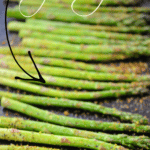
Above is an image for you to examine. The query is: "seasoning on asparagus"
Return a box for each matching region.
[0,127,127,150]
[0,91,148,124]
[1,67,150,91]
[1,97,150,133]
[0,76,148,100]
[21,38,149,56]
[0,117,149,149]
[0,59,150,82]
[0,54,139,73]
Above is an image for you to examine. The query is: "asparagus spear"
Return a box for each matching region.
[26,19,150,34]
[0,127,127,150]
[6,6,116,26]
[0,145,59,150]
[17,6,147,27]
[0,91,148,124]
[9,6,146,26]
[21,38,150,56]
[0,117,149,148]
[19,30,131,45]
[7,0,150,13]
[1,97,150,133]
[39,0,141,5]
[0,76,148,100]
[6,0,141,6]
[19,29,150,46]
[1,59,150,82]
[9,21,145,41]
[1,67,150,91]
[0,46,129,62]
[0,54,139,73]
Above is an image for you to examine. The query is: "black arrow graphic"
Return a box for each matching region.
[5,0,45,83]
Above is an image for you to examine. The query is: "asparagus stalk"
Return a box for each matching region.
[39,0,141,5]
[6,0,141,6]
[1,59,150,82]
[21,38,150,56]
[19,30,130,45]
[0,46,129,62]
[0,127,126,150]
[0,54,140,73]
[1,67,150,91]
[8,0,150,13]
[19,29,150,46]
[0,145,59,150]
[26,19,150,34]
[94,25,150,34]
[9,6,146,26]
[6,6,116,26]
[0,117,149,149]
[0,91,148,124]
[9,21,145,41]
[19,6,149,26]
[1,97,150,133]
[0,76,148,100]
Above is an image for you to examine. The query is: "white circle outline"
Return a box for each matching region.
[19,0,46,18]
[71,0,104,17]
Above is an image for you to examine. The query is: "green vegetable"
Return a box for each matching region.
[1,67,150,91]
[1,97,150,133]
[0,46,128,62]
[0,145,59,150]
[0,59,150,82]
[0,127,127,150]
[8,6,146,26]
[27,19,150,34]
[8,21,145,41]
[0,77,147,100]
[19,29,150,46]
[0,54,137,73]
[7,0,150,13]
[0,117,149,148]
[0,91,148,124]
[6,0,141,6]
[21,38,149,56]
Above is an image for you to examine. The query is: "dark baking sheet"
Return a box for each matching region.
[0,1,150,150]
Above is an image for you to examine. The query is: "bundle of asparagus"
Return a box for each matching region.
[8,21,147,41]
[0,76,148,100]
[0,91,148,124]
[1,0,150,149]
[1,67,150,90]
[1,59,150,82]
[21,38,149,56]
[1,97,150,133]
[0,117,149,149]
[7,21,150,60]
[0,55,144,73]
[0,127,127,150]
